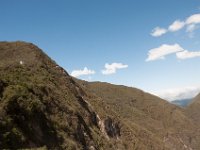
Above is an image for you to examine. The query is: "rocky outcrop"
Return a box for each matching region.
[104,117,120,138]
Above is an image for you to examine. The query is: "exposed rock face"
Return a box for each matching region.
[104,117,120,138]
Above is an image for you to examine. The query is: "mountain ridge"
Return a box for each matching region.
[0,41,200,149]
[0,41,116,149]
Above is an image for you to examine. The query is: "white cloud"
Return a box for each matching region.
[176,50,200,59]
[71,67,95,77]
[146,43,200,61]
[186,24,196,32]
[102,63,128,75]
[151,13,200,37]
[185,14,200,36]
[151,27,167,37]
[186,13,200,24]
[146,44,183,61]
[168,20,185,32]
[153,86,200,101]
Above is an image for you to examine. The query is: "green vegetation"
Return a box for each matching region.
[1,41,200,150]
[0,42,112,149]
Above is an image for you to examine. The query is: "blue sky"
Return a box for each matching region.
[1,0,200,101]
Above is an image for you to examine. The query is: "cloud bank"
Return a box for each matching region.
[154,86,200,101]
[102,63,128,75]
[146,43,200,61]
[71,67,95,77]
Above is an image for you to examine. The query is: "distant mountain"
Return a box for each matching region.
[1,41,200,150]
[171,99,192,107]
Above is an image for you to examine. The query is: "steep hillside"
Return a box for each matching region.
[186,94,200,123]
[189,94,200,106]
[76,80,200,150]
[1,41,200,150]
[0,41,119,150]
